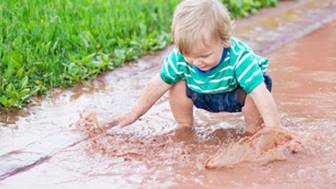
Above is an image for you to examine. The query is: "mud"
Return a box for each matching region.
[205,127,302,169]
[74,111,302,170]
[72,112,221,167]
[1,0,336,188]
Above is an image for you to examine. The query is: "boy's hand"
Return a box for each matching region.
[108,112,138,128]
[248,126,303,154]
[107,74,171,129]
[204,126,303,169]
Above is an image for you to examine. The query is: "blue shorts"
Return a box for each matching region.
[186,73,272,113]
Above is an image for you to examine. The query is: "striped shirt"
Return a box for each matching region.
[160,37,269,94]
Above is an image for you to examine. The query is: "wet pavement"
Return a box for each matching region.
[1,0,336,188]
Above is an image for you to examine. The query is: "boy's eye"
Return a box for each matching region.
[199,52,213,58]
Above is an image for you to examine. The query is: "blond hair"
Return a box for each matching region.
[172,0,232,55]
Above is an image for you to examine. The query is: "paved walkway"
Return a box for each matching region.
[1,0,336,188]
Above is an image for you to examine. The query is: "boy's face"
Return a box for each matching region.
[183,39,224,71]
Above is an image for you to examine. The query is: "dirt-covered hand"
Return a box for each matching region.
[107,112,138,128]
[248,126,302,154]
[204,126,303,169]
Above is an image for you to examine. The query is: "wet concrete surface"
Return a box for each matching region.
[1,0,336,188]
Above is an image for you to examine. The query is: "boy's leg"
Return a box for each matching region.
[242,94,264,135]
[168,80,194,127]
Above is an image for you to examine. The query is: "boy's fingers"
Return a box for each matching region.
[106,113,137,129]
[118,118,134,128]
[106,121,119,130]
[107,116,130,128]
[287,139,303,153]
[106,116,122,128]
[117,120,127,127]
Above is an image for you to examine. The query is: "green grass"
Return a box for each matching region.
[0,0,277,110]
[224,0,277,17]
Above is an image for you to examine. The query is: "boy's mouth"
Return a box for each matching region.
[198,65,210,71]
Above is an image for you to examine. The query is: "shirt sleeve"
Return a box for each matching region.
[159,49,184,85]
[234,51,265,94]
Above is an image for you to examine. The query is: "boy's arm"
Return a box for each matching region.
[109,74,172,127]
[248,83,303,152]
[249,83,281,128]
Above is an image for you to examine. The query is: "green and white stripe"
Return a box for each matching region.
[160,37,269,94]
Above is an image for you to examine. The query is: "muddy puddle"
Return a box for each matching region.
[1,11,336,189]
[65,21,336,188]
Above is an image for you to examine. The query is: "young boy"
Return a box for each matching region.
[109,0,283,136]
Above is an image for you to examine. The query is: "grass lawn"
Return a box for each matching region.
[0,0,277,110]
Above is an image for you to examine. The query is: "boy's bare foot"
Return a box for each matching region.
[169,125,198,144]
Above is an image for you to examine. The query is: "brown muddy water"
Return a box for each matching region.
[1,20,336,189]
